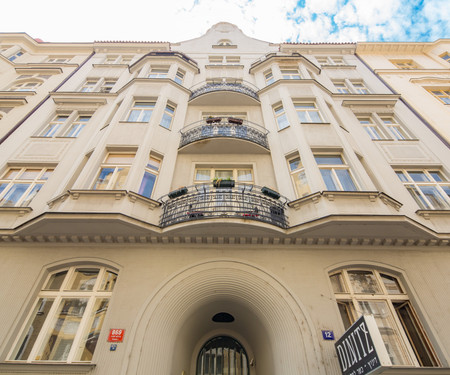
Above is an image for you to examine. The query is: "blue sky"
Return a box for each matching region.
[2,0,449,43]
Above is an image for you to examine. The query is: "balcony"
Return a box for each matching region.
[160,183,288,228]
[179,117,269,153]
[189,79,259,105]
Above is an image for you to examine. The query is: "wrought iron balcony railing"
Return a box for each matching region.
[179,118,269,149]
[159,183,288,228]
[189,79,259,101]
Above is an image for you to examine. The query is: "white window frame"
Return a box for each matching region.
[428,89,450,104]
[351,81,370,94]
[390,59,419,69]
[38,113,92,138]
[280,67,301,80]
[333,81,350,94]
[174,69,185,85]
[47,57,70,63]
[316,56,346,66]
[80,79,99,93]
[92,153,135,190]
[126,101,155,122]
[8,266,117,363]
[264,70,274,85]
[0,167,53,207]
[295,102,324,123]
[99,80,116,93]
[396,169,450,209]
[357,113,412,141]
[137,156,161,198]
[330,268,440,367]
[9,80,42,92]
[288,156,310,198]
[314,154,358,191]
[273,104,289,130]
[160,103,176,130]
[148,67,169,78]
[357,116,385,140]
[194,167,254,184]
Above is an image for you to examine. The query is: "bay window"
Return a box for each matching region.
[138,156,161,198]
[315,154,358,191]
[93,153,135,190]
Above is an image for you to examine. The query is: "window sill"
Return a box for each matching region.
[300,122,330,125]
[416,209,450,219]
[0,362,95,373]
[0,206,32,216]
[118,120,149,124]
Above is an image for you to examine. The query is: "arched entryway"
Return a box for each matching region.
[122,259,325,375]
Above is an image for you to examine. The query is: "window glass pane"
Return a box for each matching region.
[138,171,156,198]
[320,169,338,190]
[21,183,43,207]
[127,109,140,122]
[160,112,173,129]
[292,170,310,197]
[396,171,408,182]
[429,171,445,182]
[419,186,449,209]
[381,274,403,294]
[3,169,20,179]
[1,183,29,206]
[113,167,130,189]
[237,170,252,181]
[336,169,357,191]
[14,298,54,360]
[315,155,343,165]
[337,301,353,330]
[79,298,109,361]
[100,271,117,291]
[68,268,99,291]
[196,170,211,181]
[38,298,89,361]
[20,169,41,180]
[330,273,345,293]
[44,271,68,290]
[94,168,114,190]
[289,157,301,171]
[359,301,411,365]
[406,185,428,208]
[408,172,430,182]
[215,170,233,179]
[348,271,380,293]
[309,111,322,122]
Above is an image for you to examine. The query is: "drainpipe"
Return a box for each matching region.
[355,53,450,149]
[0,50,96,145]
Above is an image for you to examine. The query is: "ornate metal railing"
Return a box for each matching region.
[179,118,269,149]
[190,79,259,101]
[159,183,288,228]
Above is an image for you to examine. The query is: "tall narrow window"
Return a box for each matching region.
[380,116,410,140]
[138,156,161,198]
[99,80,116,93]
[40,115,69,137]
[93,153,135,190]
[330,269,439,367]
[274,105,289,130]
[64,116,91,137]
[315,154,358,191]
[126,101,155,122]
[160,104,175,129]
[295,102,324,123]
[0,167,53,207]
[174,69,185,85]
[288,156,310,197]
[196,336,249,375]
[264,70,274,85]
[10,266,117,363]
[396,169,450,209]
[358,116,384,140]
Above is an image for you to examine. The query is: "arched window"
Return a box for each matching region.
[330,268,439,367]
[197,336,249,375]
[9,266,117,363]
[217,39,232,46]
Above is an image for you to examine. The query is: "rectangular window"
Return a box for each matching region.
[8,50,23,62]
[47,57,70,63]
[315,154,358,191]
[288,156,310,197]
[428,89,450,104]
[80,80,98,93]
[174,69,185,85]
[138,156,161,198]
[160,104,176,129]
[99,80,116,93]
[334,81,349,94]
[0,167,53,207]
[64,116,91,137]
[264,70,274,85]
[358,117,385,140]
[209,56,223,64]
[226,56,240,63]
[380,116,410,140]
[93,153,135,190]
[148,67,169,78]
[390,59,419,69]
[352,82,370,94]
[280,67,301,79]
[40,115,69,137]
[440,53,450,63]
[396,169,450,209]
[273,105,289,130]
[295,102,324,123]
[194,167,253,184]
[10,81,41,92]
[39,114,92,138]
[126,101,155,122]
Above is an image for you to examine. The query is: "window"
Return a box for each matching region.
[358,117,385,140]
[47,57,70,63]
[352,82,370,94]
[390,60,419,69]
[380,116,410,140]
[174,69,185,85]
[288,156,310,197]
[80,80,98,93]
[334,81,350,94]
[440,53,450,63]
[9,81,42,92]
[264,70,274,85]
[39,114,91,138]
[226,56,240,63]
[428,89,450,104]
[217,39,232,46]
[93,153,135,190]
[196,336,249,375]
[10,266,117,363]
[126,101,155,122]
[0,167,53,207]
[316,56,345,65]
[280,67,301,79]
[273,105,289,130]
[315,154,358,191]
[138,156,161,198]
[148,67,169,78]
[194,167,253,184]
[8,50,23,62]
[99,80,116,93]
[160,104,175,129]
[209,56,223,64]
[295,102,324,123]
[396,169,450,209]
[330,269,439,367]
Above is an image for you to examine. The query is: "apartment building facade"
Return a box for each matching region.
[0,23,449,375]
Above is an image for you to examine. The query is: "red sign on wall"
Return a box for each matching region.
[108,329,125,342]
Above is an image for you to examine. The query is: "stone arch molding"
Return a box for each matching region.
[122,259,325,375]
